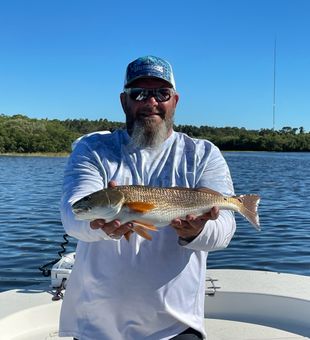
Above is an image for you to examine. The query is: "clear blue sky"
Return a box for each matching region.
[1,0,309,131]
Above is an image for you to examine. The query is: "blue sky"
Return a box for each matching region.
[1,0,309,131]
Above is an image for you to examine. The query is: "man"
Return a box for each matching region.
[59,55,236,340]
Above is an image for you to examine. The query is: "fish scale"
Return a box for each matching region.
[118,185,230,212]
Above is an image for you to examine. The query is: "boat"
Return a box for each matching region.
[0,252,309,340]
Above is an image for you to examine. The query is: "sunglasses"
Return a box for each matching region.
[124,88,174,102]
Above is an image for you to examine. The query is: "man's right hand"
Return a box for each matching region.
[90,219,133,239]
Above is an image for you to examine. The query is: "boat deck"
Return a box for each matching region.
[205,269,310,338]
[0,269,309,340]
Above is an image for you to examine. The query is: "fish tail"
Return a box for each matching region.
[237,194,261,230]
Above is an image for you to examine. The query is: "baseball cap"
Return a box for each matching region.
[124,55,176,89]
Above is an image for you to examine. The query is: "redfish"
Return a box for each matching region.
[72,185,260,240]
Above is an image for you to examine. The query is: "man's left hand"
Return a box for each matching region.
[170,207,219,242]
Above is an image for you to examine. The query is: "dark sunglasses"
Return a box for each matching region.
[124,87,175,102]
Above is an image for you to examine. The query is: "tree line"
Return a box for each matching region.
[1,114,310,153]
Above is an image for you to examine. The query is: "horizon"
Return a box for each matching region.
[1,0,309,130]
[2,112,308,133]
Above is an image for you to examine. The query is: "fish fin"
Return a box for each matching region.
[132,220,158,231]
[124,230,133,242]
[237,194,261,230]
[132,225,153,241]
[126,202,156,213]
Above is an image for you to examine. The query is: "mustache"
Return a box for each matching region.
[136,107,165,117]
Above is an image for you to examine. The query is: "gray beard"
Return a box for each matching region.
[130,117,173,148]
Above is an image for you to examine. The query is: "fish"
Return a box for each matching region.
[72,185,260,241]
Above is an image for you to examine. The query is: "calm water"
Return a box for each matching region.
[0,152,309,292]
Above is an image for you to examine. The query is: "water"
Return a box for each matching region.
[208,152,310,274]
[0,152,309,292]
[0,156,76,292]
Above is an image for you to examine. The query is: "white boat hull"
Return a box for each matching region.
[0,269,309,340]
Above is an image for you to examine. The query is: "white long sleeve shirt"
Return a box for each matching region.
[59,130,236,340]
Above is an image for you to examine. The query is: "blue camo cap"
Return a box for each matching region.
[124,55,176,89]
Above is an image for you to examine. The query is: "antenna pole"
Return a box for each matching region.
[273,39,277,130]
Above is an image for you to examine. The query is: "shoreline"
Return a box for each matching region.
[0,152,69,157]
[0,150,309,158]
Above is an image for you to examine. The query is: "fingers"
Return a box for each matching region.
[170,217,203,239]
[90,218,132,239]
[108,181,117,188]
[199,207,220,221]
[90,219,106,229]
[170,207,220,240]
[170,218,181,228]
[107,222,133,239]
[99,220,121,235]
[210,206,220,220]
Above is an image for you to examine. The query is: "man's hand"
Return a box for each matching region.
[90,219,133,239]
[170,207,220,242]
[89,180,133,239]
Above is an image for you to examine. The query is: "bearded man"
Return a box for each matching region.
[59,56,236,340]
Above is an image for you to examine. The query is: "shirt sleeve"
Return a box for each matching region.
[60,140,115,242]
[180,144,236,251]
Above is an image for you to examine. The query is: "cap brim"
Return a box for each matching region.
[124,75,174,89]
